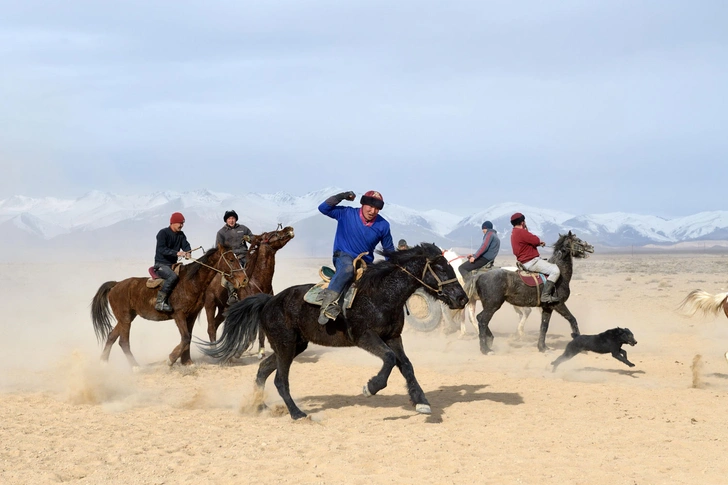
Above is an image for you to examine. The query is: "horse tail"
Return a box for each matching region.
[91,281,117,344]
[678,290,728,318]
[199,293,272,361]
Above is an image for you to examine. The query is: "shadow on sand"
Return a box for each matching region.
[299,383,523,424]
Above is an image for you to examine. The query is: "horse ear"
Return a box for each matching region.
[568,230,573,236]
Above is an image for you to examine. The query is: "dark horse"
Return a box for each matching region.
[199,243,468,420]
[91,245,247,369]
[474,231,594,354]
[203,226,295,357]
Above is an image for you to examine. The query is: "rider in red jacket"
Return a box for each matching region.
[510,212,561,303]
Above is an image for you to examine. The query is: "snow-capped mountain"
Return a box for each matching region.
[0,188,726,260]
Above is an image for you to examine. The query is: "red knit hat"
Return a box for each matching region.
[510,212,525,226]
[170,212,186,224]
[360,190,384,210]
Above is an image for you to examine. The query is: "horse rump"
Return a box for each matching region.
[91,281,118,344]
[198,293,272,361]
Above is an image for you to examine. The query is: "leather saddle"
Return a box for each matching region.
[146,263,182,288]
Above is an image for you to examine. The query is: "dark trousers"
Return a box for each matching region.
[154,264,179,294]
[458,258,492,277]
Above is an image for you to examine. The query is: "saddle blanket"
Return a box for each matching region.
[518,271,548,287]
[303,282,357,311]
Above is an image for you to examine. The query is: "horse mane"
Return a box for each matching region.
[356,243,442,293]
[183,246,223,281]
[548,233,571,262]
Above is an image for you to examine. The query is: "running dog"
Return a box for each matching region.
[551,327,638,371]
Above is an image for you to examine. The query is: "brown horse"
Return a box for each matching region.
[91,244,247,369]
[203,226,295,356]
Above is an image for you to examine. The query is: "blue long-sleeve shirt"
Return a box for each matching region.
[318,201,395,263]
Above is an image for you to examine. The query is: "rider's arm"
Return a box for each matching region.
[472,232,493,259]
[318,191,355,218]
[380,227,395,259]
[522,230,541,247]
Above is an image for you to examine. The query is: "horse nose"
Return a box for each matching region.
[458,295,469,307]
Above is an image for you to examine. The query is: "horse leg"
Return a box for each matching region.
[256,341,307,413]
[356,331,398,397]
[100,325,121,363]
[179,314,197,365]
[476,302,502,354]
[257,329,266,359]
[205,300,220,343]
[386,336,431,414]
[272,340,309,420]
[515,306,532,340]
[116,316,141,369]
[553,303,580,337]
[168,315,192,366]
[537,308,554,352]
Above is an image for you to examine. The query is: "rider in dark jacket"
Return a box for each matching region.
[153,212,192,312]
[215,210,253,304]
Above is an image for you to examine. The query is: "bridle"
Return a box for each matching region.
[397,257,459,296]
[442,250,467,265]
[188,249,247,288]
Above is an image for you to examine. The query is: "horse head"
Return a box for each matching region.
[390,243,469,310]
[442,248,467,287]
[215,243,248,288]
[259,225,295,250]
[554,231,594,259]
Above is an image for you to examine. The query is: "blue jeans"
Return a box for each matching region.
[327,251,356,294]
[154,264,179,294]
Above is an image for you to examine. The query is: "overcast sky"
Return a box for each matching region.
[0,0,725,217]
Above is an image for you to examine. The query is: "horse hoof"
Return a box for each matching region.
[258,351,265,360]
[132,365,142,374]
[362,384,372,397]
[415,404,431,414]
[724,351,728,364]
[167,358,174,366]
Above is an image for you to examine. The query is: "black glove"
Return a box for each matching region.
[326,191,356,206]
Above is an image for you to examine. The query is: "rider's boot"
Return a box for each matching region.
[317,289,341,325]
[223,279,239,305]
[155,291,173,312]
[540,281,560,304]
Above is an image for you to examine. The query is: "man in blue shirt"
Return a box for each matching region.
[317,190,395,324]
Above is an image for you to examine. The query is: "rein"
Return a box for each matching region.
[397,259,459,295]
[188,249,246,287]
[442,250,467,264]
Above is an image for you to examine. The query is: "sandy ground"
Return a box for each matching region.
[2,252,728,484]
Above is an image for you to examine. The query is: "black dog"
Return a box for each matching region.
[551,327,638,371]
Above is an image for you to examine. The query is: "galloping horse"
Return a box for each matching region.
[199,243,468,420]
[203,225,295,357]
[443,249,532,338]
[473,232,593,354]
[91,245,247,368]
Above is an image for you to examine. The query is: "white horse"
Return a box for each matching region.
[443,249,533,338]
